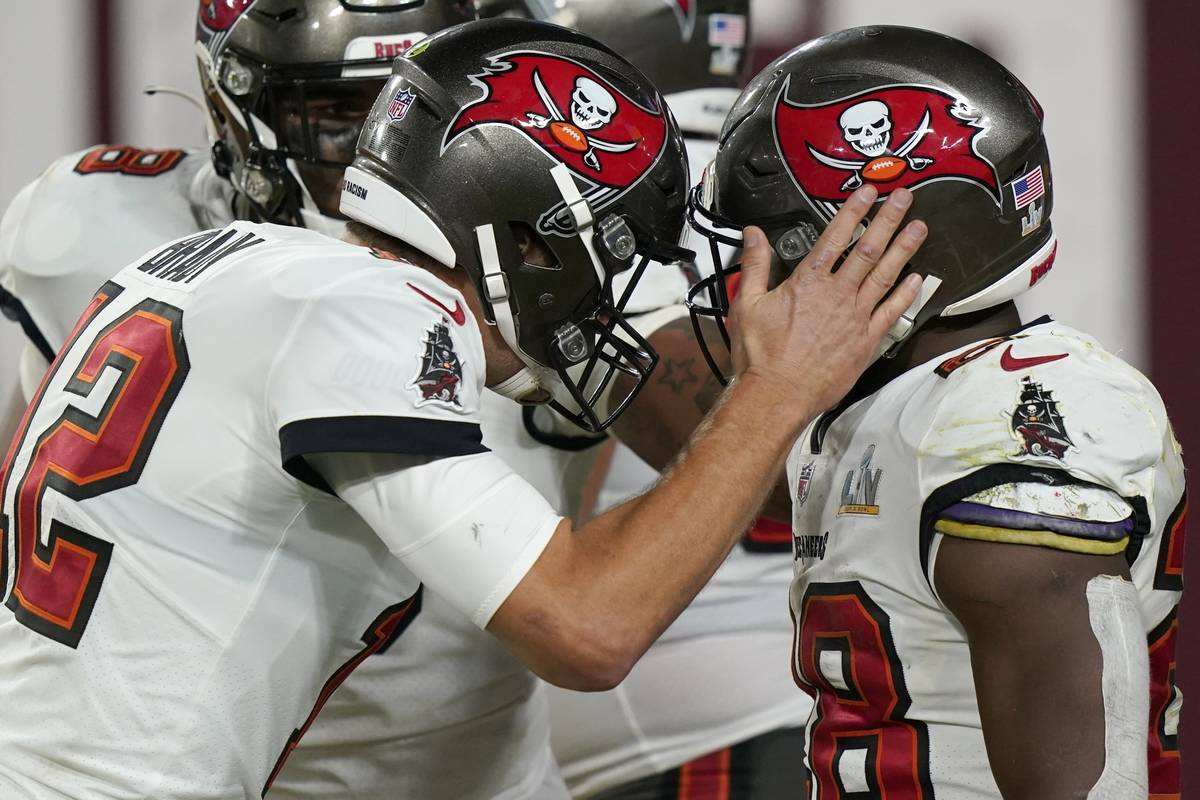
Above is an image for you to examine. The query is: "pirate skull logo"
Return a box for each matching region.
[840,101,892,158]
[571,78,617,130]
[774,81,1003,215]
[524,70,637,172]
[810,98,936,191]
[444,52,670,235]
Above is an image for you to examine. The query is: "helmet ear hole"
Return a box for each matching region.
[509,222,561,271]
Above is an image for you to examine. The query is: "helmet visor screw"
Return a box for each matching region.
[554,323,591,364]
[243,169,274,206]
[221,58,256,97]
[776,228,810,261]
[598,214,637,262]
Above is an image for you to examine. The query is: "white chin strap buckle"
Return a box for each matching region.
[490,368,547,405]
[875,275,943,361]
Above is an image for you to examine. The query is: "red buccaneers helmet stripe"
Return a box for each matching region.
[444,51,669,190]
[772,78,1003,215]
[663,0,695,38]
[198,0,255,33]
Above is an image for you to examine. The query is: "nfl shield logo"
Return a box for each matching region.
[388,89,416,121]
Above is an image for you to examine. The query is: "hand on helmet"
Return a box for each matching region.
[729,185,926,412]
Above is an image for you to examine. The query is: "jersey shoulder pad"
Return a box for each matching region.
[916,322,1174,507]
[255,231,489,489]
[264,232,486,419]
[2,146,199,265]
[0,146,207,354]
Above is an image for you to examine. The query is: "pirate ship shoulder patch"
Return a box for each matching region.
[1010,376,1073,460]
[411,320,465,410]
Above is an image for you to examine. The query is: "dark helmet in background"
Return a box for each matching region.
[341,18,693,432]
[476,0,752,139]
[688,25,1056,378]
[195,0,476,234]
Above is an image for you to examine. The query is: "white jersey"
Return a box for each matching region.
[0,148,566,799]
[785,319,1185,798]
[0,222,566,799]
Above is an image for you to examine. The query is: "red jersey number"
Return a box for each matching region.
[1148,494,1185,799]
[0,284,190,647]
[794,582,934,799]
[74,145,185,177]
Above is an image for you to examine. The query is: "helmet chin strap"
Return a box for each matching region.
[490,367,546,404]
[872,234,1058,360]
[474,164,609,412]
[474,221,561,405]
[288,158,349,238]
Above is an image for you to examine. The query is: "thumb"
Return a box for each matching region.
[736,226,771,302]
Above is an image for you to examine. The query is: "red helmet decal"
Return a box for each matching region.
[773,79,1002,217]
[446,53,667,188]
[444,52,669,234]
[198,0,254,33]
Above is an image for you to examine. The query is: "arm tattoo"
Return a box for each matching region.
[656,357,700,395]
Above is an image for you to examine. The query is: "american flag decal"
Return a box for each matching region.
[1011,165,1045,209]
[708,14,747,47]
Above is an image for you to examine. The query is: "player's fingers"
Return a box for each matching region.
[868,272,924,340]
[838,188,914,287]
[735,226,771,302]
[858,219,927,309]
[793,185,877,275]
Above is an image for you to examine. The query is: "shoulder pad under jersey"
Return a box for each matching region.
[0,145,219,357]
[916,321,1179,529]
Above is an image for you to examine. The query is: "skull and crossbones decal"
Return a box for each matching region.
[808,100,935,191]
[524,71,638,172]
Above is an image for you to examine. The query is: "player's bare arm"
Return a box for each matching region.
[935,538,1145,799]
[610,187,921,522]
[490,186,927,689]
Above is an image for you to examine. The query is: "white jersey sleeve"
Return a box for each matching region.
[263,263,563,625]
[916,323,1172,558]
[309,451,562,628]
[264,266,490,488]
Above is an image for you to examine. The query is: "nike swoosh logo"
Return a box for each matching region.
[408,283,466,326]
[1000,344,1068,371]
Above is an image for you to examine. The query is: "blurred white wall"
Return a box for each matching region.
[754,0,1146,367]
[0,2,206,382]
[114,0,209,151]
[0,2,90,385]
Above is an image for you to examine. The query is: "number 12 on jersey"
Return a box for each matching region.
[0,282,189,647]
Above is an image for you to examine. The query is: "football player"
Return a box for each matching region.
[0,17,926,800]
[0,2,573,797]
[688,26,1185,798]
[476,2,816,797]
[0,2,806,798]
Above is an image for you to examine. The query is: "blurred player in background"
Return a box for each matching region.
[688,25,1185,798]
[0,3,582,797]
